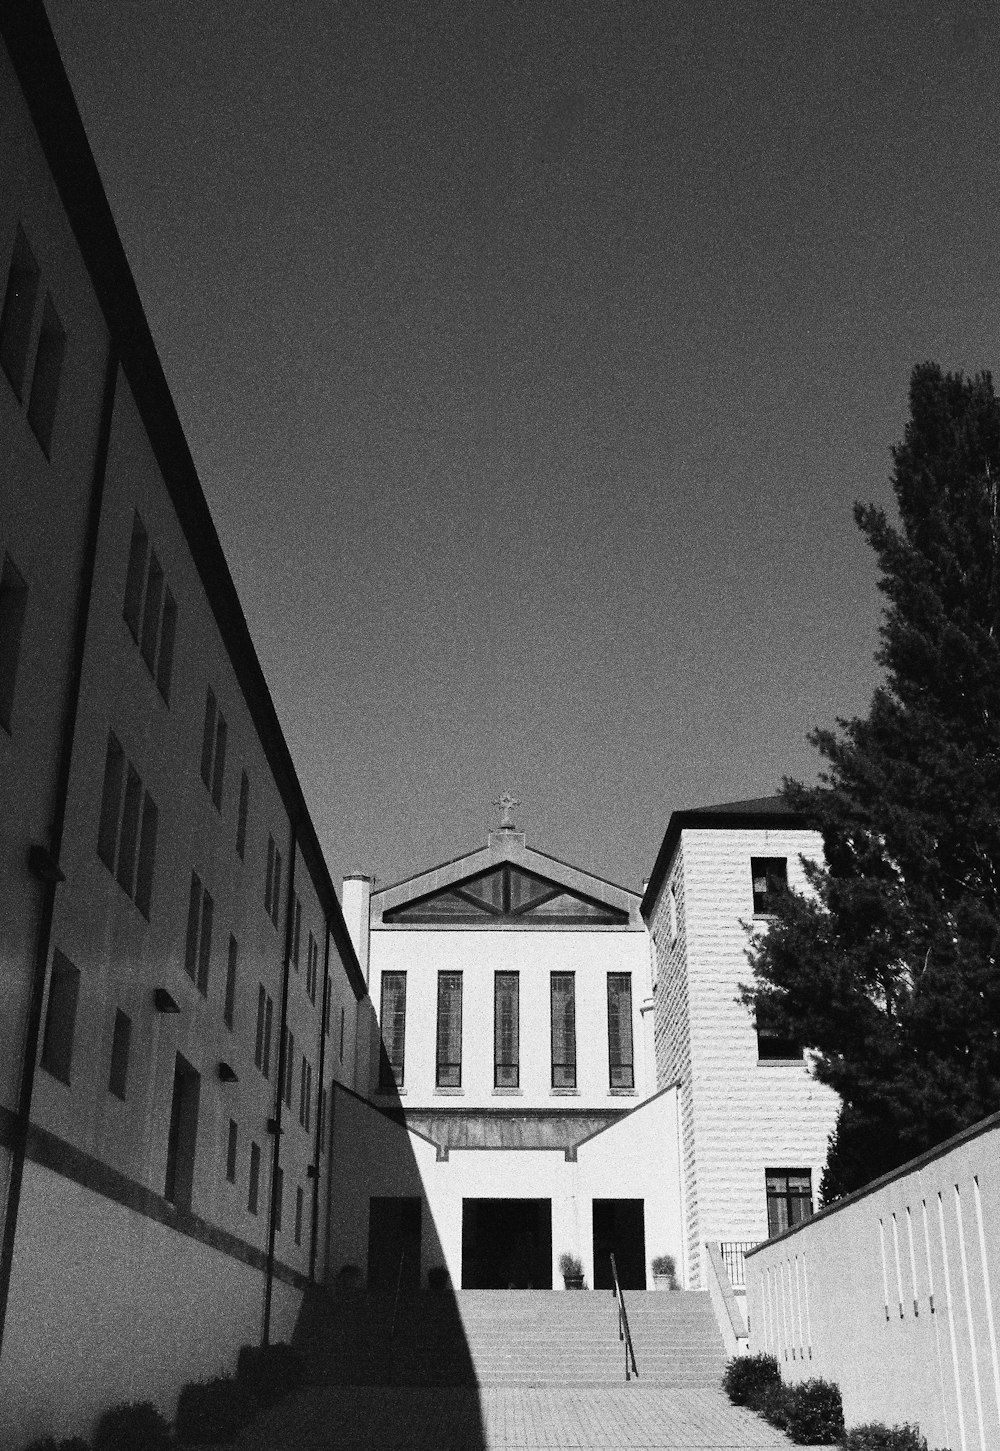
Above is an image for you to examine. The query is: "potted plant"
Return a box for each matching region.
[651,1253,679,1289]
[558,1252,585,1289]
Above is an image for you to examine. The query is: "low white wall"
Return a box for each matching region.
[0,1162,300,1450]
[746,1112,1000,1451]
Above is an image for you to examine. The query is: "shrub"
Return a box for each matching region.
[840,1428,928,1451]
[784,1378,844,1444]
[756,1380,792,1429]
[25,1440,89,1451]
[236,1342,305,1407]
[176,1376,254,1444]
[92,1402,170,1451]
[558,1252,582,1278]
[427,1265,450,1291]
[651,1254,676,1276]
[722,1352,782,1406]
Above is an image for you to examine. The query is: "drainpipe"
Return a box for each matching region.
[0,348,119,1363]
[309,924,331,1282]
[262,823,296,1346]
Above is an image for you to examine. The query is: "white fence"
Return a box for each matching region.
[746,1111,1000,1451]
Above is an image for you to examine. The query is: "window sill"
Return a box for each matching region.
[375,1087,405,1098]
[609,1087,637,1096]
[492,1087,522,1096]
[434,1087,464,1096]
[550,1088,580,1096]
[757,1057,805,1067]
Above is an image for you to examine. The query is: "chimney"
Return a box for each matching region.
[340,874,372,986]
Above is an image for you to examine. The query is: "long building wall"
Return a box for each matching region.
[0,9,369,1444]
[747,1112,1000,1451]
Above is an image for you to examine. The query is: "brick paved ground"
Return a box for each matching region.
[236,1384,835,1450]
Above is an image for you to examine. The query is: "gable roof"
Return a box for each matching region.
[639,796,811,922]
[373,832,643,930]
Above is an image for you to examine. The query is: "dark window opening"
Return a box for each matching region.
[236,770,249,860]
[41,950,80,1085]
[607,973,634,1090]
[0,225,40,400]
[550,973,576,1089]
[379,972,406,1090]
[164,1053,200,1211]
[224,935,238,1029]
[436,971,462,1088]
[752,857,788,916]
[0,553,28,732]
[26,292,65,456]
[226,1119,238,1183]
[248,1142,260,1214]
[766,1168,813,1237]
[108,1009,131,1100]
[494,972,519,1089]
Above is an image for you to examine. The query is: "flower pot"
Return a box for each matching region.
[563,1273,585,1290]
[652,1273,674,1290]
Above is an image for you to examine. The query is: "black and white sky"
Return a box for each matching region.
[44,0,1000,891]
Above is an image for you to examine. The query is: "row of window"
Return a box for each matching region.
[239,1136,306,1242]
[40,950,319,1243]
[378,971,635,1093]
[1,224,66,457]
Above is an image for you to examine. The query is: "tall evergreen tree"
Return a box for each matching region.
[745,363,1000,1202]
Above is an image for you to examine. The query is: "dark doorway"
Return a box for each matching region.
[367,1196,422,1292]
[461,1199,552,1289]
[592,1198,646,1290]
[164,1052,200,1211]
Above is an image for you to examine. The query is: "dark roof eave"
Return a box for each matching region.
[639,800,810,921]
[1,2,366,1001]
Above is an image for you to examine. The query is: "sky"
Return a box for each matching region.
[43,0,1000,894]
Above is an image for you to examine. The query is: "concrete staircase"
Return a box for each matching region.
[296,1288,726,1389]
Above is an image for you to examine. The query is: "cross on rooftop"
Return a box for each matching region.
[493,793,519,830]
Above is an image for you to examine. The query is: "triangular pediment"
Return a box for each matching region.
[382,862,629,926]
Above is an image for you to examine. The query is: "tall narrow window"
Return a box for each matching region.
[299,1055,312,1130]
[339,1006,345,1063]
[292,896,302,969]
[263,995,273,1077]
[607,974,634,1090]
[97,732,125,870]
[0,554,28,732]
[550,973,577,1089]
[200,688,216,789]
[0,225,40,400]
[248,1142,260,1214]
[236,770,249,860]
[379,972,406,1090]
[40,950,80,1085]
[26,293,65,456]
[254,985,266,1069]
[157,589,176,701]
[274,1166,283,1232]
[264,835,282,927]
[295,1185,304,1246]
[115,765,142,894]
[108,1009,131,1100]
[226,1119,238,1183]
[224,935,238,1029]
[436,973,463,1088]
[766,1169,813,1237]
[121,512,176,702]
[134,794,158,919]
[122,514,148,641]
[494,973,519,1089]
[139,551,163,672]
[164,1053,200,1211]
[283,1029,295,1109]
[211,714,227,810]
[184,874,213,996]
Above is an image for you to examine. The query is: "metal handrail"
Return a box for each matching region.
[609,1252,639,1382]
[388,1249,406,1342]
